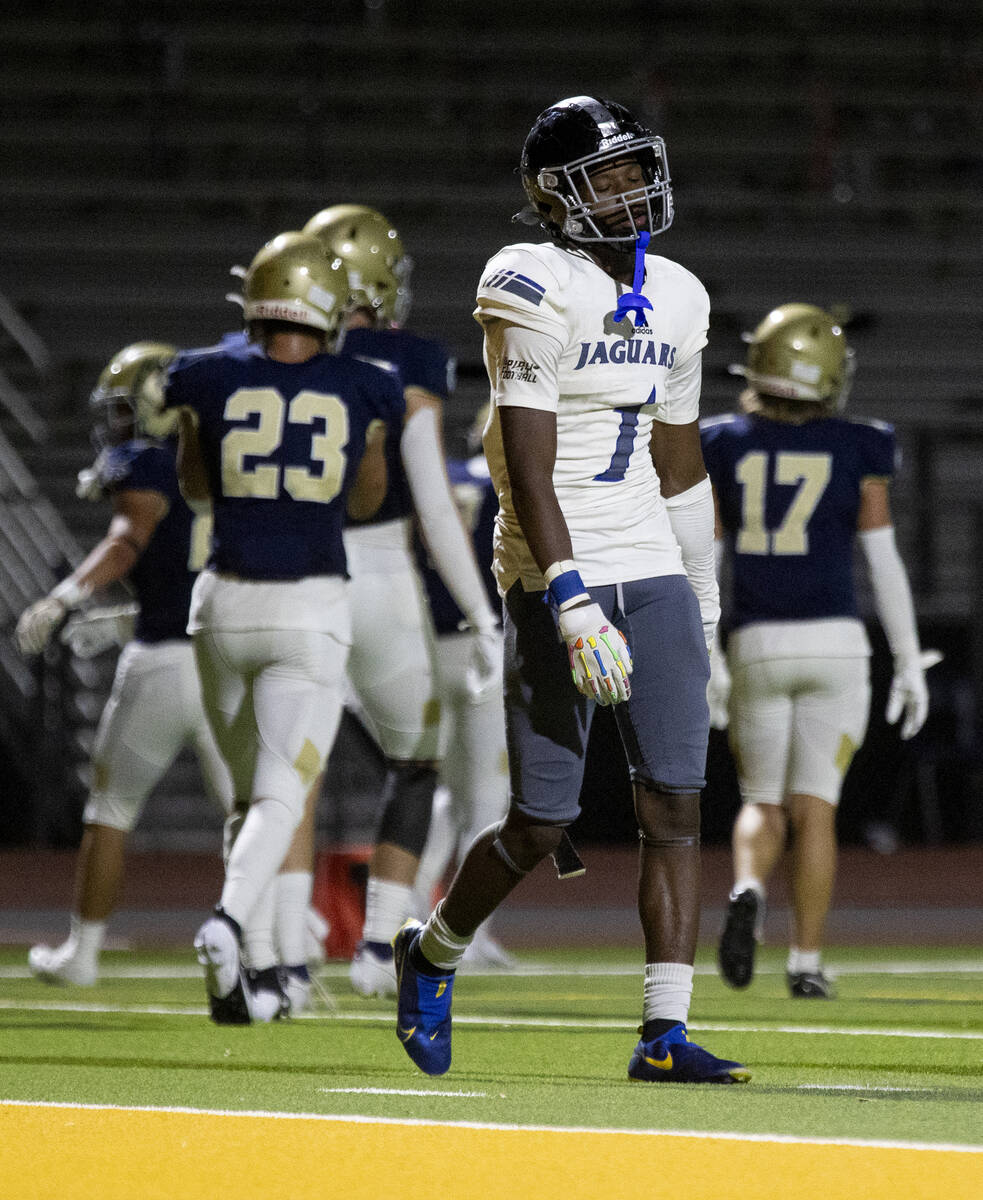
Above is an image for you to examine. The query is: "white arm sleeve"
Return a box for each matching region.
[857,525,920,664]
[401,405,498,632]
[664,475,720,639]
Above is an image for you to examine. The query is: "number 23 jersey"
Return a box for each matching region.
[474,240,710,593]
[700,411,895,629]
[165,339,404,580]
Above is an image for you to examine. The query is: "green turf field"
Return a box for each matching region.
[2,943,982,1199]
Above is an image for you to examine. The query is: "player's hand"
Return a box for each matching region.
[60,605,136,659]
[465,626,503,700]
[706,645,731,730]
[16,596,68,656]
[75,450,109,501]
[886,649,942,740]
[557,602,632,706]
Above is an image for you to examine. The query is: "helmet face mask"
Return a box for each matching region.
[734,304,854,412]
[521,96,673,245]
[303,204,413,327]
[89,342,178,447]
[243,231,350,345]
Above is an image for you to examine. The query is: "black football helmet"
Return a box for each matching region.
[519,96,673,245]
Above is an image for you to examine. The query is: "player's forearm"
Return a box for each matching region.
[402,406,497,629]
[507,465,574,579]
[665,475,720,634]
[858,525,920,664]
[69,534,141,595]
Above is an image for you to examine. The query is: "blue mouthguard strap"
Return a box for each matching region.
[612,230,653,327]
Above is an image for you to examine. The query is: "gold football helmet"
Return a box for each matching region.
[243,231,349,342]
[89,341,179,444]
[734,303,853,407]
[303,204,413,326]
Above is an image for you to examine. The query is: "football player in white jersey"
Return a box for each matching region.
[17,343,234,987]
[392,96,748,1083]
[702,304,939,998]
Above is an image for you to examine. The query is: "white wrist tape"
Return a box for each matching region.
[545,560,590,611]
[401,404,497,631]
[858,525,920,665]
[664,476,719,626]
[51,576,92,611]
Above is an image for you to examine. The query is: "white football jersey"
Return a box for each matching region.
[474,240,710,593]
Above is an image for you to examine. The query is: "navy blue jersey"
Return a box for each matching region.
[700,412,896,629]
[165,339,404,581]
[339,326,455,527]
[99,439,198,642]
[415,455,499,635]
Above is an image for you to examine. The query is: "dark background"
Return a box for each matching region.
[0,0,980,851]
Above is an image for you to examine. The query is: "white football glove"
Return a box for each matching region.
[557,602,632,706]
[60,604,137,659]
[706,643,731,730]
[886,649,943,741]
[75,450,110,501]
[16,578,91,657]
[465,625,503,701]
[16,595,69,656]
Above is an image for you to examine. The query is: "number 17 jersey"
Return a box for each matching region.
[700,411,896,630]
[165,339,404,580]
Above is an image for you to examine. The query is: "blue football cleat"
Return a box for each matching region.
[628,1023,751,1084]
[392,919,455,1076]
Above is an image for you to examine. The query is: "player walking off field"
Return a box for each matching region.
[703,303,937,998]
[392,95,748,1083]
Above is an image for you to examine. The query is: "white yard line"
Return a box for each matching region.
[0,995,981,1039]
[2,1097,981,1153]
[317,1087,487,1097]
[1,958,982,981]
[797,1085,938,1093]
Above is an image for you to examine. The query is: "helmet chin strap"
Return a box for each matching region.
[612,230,653,326]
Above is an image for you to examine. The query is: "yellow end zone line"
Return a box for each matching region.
[3,1098,983,1152]
[2,1100,981,1200]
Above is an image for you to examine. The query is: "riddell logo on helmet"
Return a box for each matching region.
[599,131,633,149]
[251,302,311,322]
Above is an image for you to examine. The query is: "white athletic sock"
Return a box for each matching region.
[362,878,414,945]
[70,915,107,966]
[274,871,314,966]
[220,795,299,930]
[419,899,472,971]
[788,948,821,975]
[241,878,277,971]
[731,878,765,901]
[643,962,695,1026]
